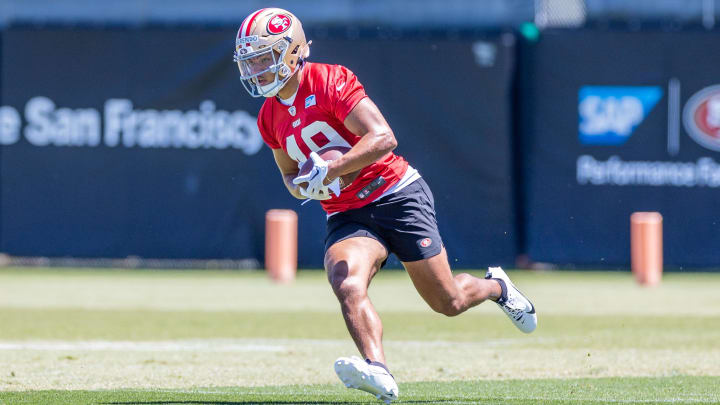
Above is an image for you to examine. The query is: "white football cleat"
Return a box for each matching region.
[334,356,398,404]
[486,266,537,333]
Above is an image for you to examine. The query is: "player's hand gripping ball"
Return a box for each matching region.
[294,147,360,200]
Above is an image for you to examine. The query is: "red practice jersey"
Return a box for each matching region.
[257,62,408,213]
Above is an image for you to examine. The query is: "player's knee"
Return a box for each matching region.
[431,297,465,317]
[326,261,366,302]
[332,277,367,304]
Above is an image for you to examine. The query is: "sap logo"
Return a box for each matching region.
[683,84,720,152]
[578,86,663,145]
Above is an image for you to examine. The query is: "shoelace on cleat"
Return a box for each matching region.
[502,295,527,316]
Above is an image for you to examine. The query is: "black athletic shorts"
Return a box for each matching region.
[324,177,443,264]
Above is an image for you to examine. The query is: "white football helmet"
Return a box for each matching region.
[234,8,310,98]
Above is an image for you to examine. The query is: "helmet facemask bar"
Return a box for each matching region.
[234,39,293,98]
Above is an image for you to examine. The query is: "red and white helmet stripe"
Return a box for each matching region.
[237,8,265,48]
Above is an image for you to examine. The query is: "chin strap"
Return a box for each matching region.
[259,82,280,97]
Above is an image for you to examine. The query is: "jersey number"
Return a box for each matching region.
[285,121,351,163]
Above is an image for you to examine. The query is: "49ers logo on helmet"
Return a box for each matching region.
[683,84,720,151]
[267,14,291,34]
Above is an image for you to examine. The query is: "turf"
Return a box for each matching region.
[3,377,720,404]
[0,268,719,404]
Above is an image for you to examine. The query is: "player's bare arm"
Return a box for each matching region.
[272,148,305,199]
[327,98,397,182]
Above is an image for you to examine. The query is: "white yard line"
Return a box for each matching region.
[124,389,720,403]
[0,339,285,352]
[0,337,552,352]
[2,338,716,394]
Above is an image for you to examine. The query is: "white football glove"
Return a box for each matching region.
[293,152,341,199]
[299,184,332,201]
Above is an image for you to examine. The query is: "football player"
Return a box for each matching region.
[234,8,537,403]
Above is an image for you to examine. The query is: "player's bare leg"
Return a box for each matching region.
[326,236,398,402]
[324,236,388,363]
[403,247,501,316]
[403,247,537,332]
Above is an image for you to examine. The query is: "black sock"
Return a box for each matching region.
[493,278,508,304]
[365,358,394,378]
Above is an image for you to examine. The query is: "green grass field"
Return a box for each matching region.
[0,267,719,404]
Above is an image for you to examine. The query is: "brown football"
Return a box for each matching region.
[297,146,360,190]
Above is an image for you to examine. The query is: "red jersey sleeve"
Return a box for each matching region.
[257,102,281,149]
[330,65,368,122]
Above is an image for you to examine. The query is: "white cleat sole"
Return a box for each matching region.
[334,356,398,403]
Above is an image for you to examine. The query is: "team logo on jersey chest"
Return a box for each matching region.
[288,106,296,116]
[292,119,301,128]
[267,14,291,35]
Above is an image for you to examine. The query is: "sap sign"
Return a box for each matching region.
[578,86,662,145]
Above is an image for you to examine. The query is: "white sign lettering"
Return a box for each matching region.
[0,97,262,155]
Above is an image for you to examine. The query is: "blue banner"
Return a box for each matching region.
[520,30,720,268]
